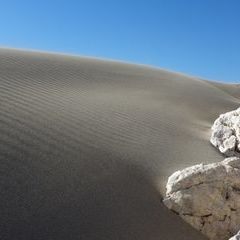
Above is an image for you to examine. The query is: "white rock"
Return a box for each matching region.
[163,157,240,240]
[229,231,240,240]
[211,107,240,157]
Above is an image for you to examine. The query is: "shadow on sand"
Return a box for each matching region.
[1,155,206,240]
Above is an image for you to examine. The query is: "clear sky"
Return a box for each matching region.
[0,0,239,82]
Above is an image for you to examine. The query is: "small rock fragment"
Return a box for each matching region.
[210,107,240,157]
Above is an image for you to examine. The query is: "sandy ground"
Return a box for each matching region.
[0,48,239,240]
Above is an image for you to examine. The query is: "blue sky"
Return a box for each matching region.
[0,0,239,82]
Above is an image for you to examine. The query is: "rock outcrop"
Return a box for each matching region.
[210,107,240,157]
[163,157,240,240]
[163,107,240,239]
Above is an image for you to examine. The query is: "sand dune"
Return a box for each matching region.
[0,48,239,239]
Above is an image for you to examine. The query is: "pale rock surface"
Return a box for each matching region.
[229,231,240,240]
[210,107,240,157]
[163,157,240,240]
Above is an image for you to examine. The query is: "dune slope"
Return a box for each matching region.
[0,49,239,240]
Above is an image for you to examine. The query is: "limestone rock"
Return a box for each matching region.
[163,157,240,240]
[210,107,240,157]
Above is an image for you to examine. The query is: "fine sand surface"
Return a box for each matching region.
[0,48,239,240]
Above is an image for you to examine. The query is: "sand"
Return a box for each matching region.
[0,48,239,240]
